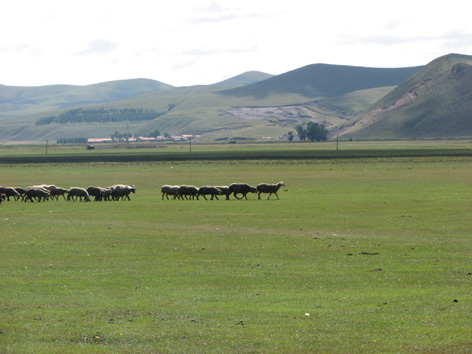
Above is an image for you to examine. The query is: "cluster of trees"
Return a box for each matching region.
[111,131,133,142]
[293,122,328,142]
[36,108,163,125]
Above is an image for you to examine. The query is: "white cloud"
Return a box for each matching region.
[0,0,471,87]
[76,40,119,56]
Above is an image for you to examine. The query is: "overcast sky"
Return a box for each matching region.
[2,0,471,87]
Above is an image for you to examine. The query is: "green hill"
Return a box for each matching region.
[0,79,173,118]
[210,71,274,87]
[340,54,472,139]
[219,64,422,98]
[15,56,472,142]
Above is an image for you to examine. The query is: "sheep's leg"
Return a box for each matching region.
[258,192,261,200]
[202,195,208,200]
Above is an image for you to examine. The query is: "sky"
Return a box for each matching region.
[1,0,471,87]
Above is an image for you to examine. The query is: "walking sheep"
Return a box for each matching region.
[228,183,257,200]
[110,184,135,201]
[14,187,26,197]
[23,187,51,202]
[257,182,286,200]
[177,185,199,200]
[161,185,180,200]
[0,187,21,201]
[87,186,112,201]
[215,186,230,200]
[67,187,91,202]
[50,187,69,200]
[197,186,223,200]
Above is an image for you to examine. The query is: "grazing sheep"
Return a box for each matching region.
[23,187,51,203]
[50,187,69,201]
[67,187,91,202]
[40,185,57,192]
[161,185,180,200]
[215,186,230,200]
[0,187,21,201]
[87,186,112,201]
[110,184,136,201]
[13,187,26,197]
[257,181,286,200]
[0,193,6,205]
[228,183,257,200]
[197,186,223,200]
[177,185,199,200]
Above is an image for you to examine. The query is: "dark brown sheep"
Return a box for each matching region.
[14,187,26,197]
[177,185,199,200]
[215,186,230,200]
[87,186,112,201]
[67,187,91,202]
[197,186,222,200]
[257,181,286,200]
[0,187,21,201]
[228,183,257,200]
[24,187,51,203]
[0,193,6,205]
[50,187,69,201]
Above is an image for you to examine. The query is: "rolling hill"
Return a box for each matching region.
[5,55,471,143]
[218,64,422,98]
[210,71,274,87]
[339,54,472,139]
[0,79,173,119]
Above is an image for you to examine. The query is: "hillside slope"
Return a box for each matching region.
[218,64,422,99]
[0,79,173,118]
[340,54,472,139]
[211,71,273,87]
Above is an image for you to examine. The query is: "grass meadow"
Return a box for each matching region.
[0,154,471,353]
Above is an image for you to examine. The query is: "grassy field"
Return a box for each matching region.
[0,155,471,353]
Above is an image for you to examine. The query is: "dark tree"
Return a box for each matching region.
[295,124,307,142]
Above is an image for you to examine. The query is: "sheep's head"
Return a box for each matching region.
[278,182,286,187]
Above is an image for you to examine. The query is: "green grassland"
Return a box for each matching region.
[0,155,471,353]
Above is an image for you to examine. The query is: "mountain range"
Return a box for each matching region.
[0,53,470,143]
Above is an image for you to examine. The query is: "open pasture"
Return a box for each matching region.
[0,156,471,353]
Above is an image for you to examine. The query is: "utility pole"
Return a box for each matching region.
[46,139,48,155]
[189,137,192,153]
[336,135,339,151]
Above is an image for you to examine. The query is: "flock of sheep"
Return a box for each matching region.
[161,182,286,200]
[0,184,136,204]
[0,181,286,205]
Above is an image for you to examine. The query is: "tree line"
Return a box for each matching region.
[36,108,164,125]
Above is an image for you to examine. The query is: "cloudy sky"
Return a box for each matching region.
[2,0,471,87]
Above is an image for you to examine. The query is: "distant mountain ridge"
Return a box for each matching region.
[219,64,422,98]
[211,71,273,87]
[2,54,471,142]
[0,79,173,118]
